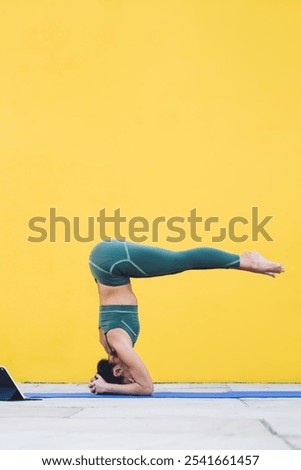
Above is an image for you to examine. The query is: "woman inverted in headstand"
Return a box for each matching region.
[88,239,284,395]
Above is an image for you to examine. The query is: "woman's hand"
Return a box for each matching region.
[88,374,107,395]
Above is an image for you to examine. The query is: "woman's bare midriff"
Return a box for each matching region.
[97,281,138,305]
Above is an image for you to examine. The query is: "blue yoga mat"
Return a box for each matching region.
[25,391,301,399]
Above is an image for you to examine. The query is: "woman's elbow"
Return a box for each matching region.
[143,382,154,396]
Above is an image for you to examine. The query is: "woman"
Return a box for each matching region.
[88,239,284,395]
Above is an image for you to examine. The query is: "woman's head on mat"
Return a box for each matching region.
[97,358,135,385]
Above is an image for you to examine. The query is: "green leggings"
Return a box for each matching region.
[89,239,240,286]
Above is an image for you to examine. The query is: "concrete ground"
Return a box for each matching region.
[0,383,301,450]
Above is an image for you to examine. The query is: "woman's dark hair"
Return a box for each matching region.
[97,359,123,384]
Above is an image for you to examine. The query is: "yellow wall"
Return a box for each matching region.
[0,0,300,382]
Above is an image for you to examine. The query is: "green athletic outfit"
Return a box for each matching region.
[89,239,240,344]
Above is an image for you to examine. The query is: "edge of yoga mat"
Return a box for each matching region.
[25,391,301,399]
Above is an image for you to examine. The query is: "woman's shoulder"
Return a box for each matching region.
[105,328,133,350]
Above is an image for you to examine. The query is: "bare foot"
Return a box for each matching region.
[238,251,285,278]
